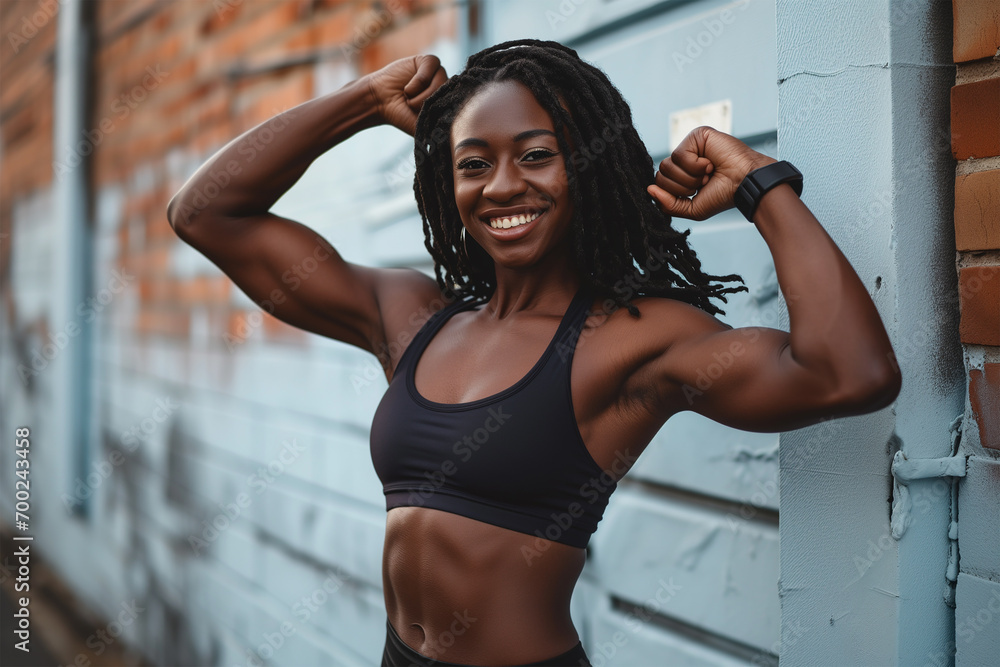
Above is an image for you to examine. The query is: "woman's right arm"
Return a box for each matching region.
[166,56,448,374]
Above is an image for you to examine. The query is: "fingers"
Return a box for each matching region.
[408,64,448,109]
[668,126,716,177]
[655,158,705,196]
[647,184,696,219]
[403,54,441,97]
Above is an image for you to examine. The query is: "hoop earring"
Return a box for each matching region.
[460,226,470,258]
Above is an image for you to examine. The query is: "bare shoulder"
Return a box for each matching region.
[578,293,734,415]
[582,293,732,359]
[361,265,459,381]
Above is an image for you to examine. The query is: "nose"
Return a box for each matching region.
[483,157,527,202]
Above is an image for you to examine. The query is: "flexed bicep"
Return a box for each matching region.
[172,211,441,362]
[633,300,884,433]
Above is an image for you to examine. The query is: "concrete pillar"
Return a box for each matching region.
[775,1,961,664]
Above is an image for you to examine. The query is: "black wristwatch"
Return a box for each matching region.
[733,160,803,222]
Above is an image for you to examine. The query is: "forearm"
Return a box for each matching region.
[167,77,381,226]
[752,183,899,400]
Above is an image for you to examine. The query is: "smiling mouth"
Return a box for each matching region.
[483,209,547,230]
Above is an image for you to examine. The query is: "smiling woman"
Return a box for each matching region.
[167,37,901,667]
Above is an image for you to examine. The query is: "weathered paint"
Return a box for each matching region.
[776,0,963,664]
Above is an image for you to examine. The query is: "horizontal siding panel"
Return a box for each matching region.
[957,455,1000,582]
[193,558,383,665]
[589,486,779,652]
[256,482,386,590]
[97,338,385,433]
[591,594,758,666]
[486,0,692,45]
[955,573,1000,667]
[583,0,777,156]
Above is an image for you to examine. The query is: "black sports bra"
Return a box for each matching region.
[369,284,617,549]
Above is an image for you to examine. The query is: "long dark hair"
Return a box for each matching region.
[412,38,746,317]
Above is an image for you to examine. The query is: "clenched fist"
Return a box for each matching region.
[364,54,449,136]
[647,126,776,221]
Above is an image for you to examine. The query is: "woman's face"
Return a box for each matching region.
[450,80,574,271]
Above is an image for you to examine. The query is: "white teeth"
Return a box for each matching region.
[489,210,543,229]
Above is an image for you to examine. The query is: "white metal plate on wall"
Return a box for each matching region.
[669,99,733,151]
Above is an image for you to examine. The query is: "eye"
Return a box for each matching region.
[524,149,557,161]
[456,157,489,170]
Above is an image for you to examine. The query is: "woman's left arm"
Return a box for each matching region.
[641,126,901,433]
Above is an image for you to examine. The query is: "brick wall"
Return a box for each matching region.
[0,0,56,303]
[951,1,1000,665]
[0,1,458,664]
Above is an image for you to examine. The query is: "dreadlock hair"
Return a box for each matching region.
[412,38,748,317]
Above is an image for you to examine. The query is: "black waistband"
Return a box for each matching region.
[381,617,592,667]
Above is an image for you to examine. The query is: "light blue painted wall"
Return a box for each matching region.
[0,1,973,665]
[775,0,961,665]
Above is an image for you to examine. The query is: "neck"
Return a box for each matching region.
[482,243,582,319]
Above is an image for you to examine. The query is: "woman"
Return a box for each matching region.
[167,39,900,667]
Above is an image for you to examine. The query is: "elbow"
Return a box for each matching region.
[166,193,197,239]
[830,364,902,414]
[166,193,182,231]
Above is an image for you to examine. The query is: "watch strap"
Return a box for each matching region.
[734,160,803,222]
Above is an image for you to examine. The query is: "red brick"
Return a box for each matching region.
[956,169,1000,250]
[237,2,307,56]
[146,215,175,243]
[200,0,246,36]
[118,225,129,255]
[195,91,230,128]
[138,278,154,302]
[314,8,354,49]
[358,5,456,74]
[958,265,1000,346]
[226,310,260,347]
[315,0,359,12]
[951,77,1000,160]
[136,307,190,338]
[953,0,1000,63]
[176,276,230,305]
[969,363,1000,450]
[263,311,307,345]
